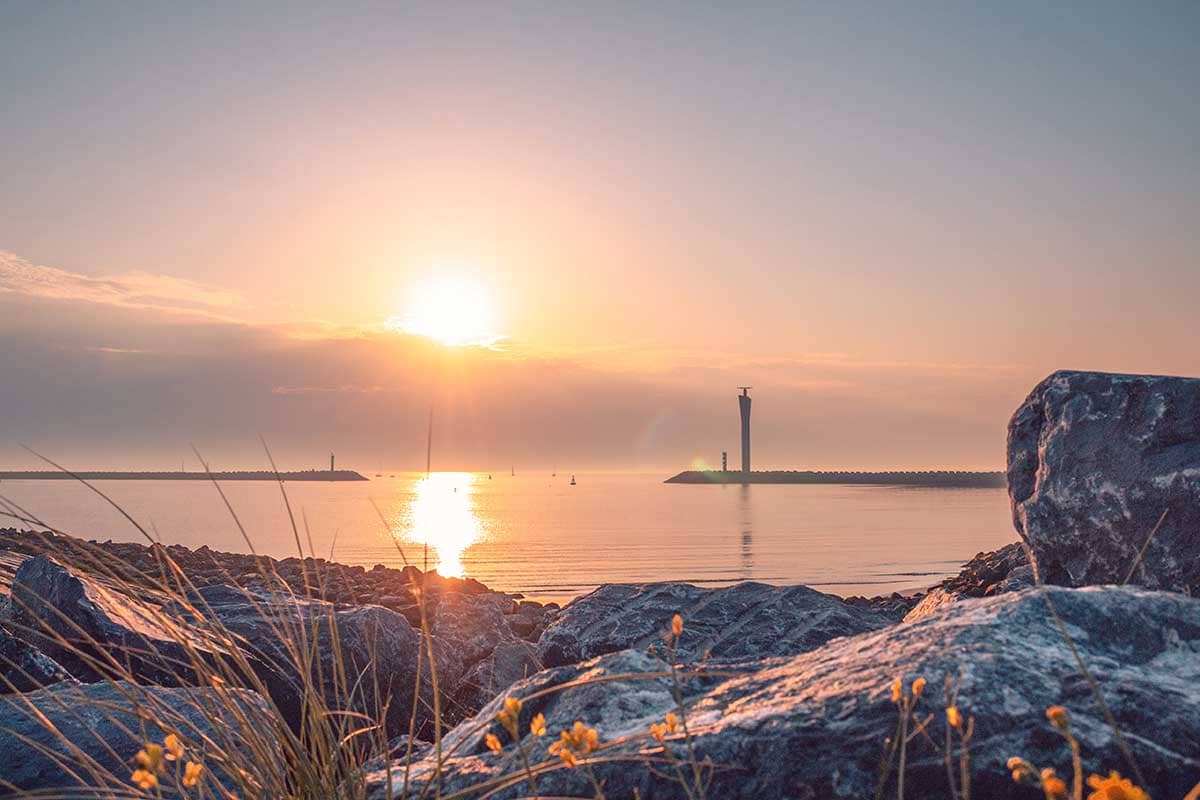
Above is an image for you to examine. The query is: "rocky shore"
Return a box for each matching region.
[2,370,1199,798]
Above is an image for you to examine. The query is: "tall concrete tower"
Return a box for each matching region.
[737,387,752,473]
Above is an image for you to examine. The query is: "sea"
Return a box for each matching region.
[0,472,1015,603]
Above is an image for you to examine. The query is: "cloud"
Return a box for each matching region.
[0,251,247,320]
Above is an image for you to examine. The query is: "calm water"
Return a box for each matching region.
[0,473,1015,603]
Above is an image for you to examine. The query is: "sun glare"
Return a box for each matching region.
[401,472,484,577]
[388,274,502,347]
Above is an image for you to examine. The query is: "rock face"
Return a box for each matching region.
[9,554,231,685]
[0,680,270,793]
[373,586,1200,800]
[169,584,434,739]
[0,626,74,693]
[1009,370,1200,593]
[536,581,893,668]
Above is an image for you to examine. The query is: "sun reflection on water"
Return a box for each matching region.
[401,472,483,577]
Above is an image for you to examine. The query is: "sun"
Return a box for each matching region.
[388,274,502,347]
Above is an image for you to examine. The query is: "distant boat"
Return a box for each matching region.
[570,475,577,486]
[511,464,515,477]
[488,474,492,480]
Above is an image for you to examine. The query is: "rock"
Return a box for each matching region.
[1009,370,1200,593]
[455,639,542,713]
[904,543,1034,622]
[0,680,270,793]
[0,626,75,692]
[373,585,1200,800]
[433,592,545,717]
[169,584,434,739]
[535,581,893,667]
[9,555,231,685]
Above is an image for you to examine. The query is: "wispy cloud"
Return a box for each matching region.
[0,251,247,320]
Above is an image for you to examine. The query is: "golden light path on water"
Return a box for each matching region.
[396,472,484,577]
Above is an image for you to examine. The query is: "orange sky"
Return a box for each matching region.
[1,5,1198,471]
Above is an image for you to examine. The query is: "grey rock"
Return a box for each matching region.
[0,626,75,693]
[536,581,892,667]
[1009,370,1200,592]
[0,680,270,794]
[455,639,542,713]
[904,544,1034,622]
[9,555,232,685]
[372,585,1200,800]
[171,584,434,739]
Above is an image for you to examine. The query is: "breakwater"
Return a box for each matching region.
[664,469,1006,487]
[0,470,369,482]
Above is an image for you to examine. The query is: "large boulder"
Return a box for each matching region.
[8,554,232,685]
[0,680,271,794]
[373,585,1200,800]
[168,584,434,739]
[1009,370,1200,592]
[536,581,893,667]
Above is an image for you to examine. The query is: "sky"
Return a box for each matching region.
[1,2,1198,472]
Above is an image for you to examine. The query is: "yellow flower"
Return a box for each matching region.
[664,712,678,734]
[911,677,926,697]
[135,743,165,774]
[946,706,962,729]
[485,732,502,754]
[1042,768,1068,800]
[497,695,523,736]
[671,614,684,637]
[530,712,546,737]
[130,769,158,790]
[650,722,667,743]
[548,721,599,767]
[1045,705,1070,731]
[1007,757,1038,785]
[1086,770,1150,800]
[890,678,902,704]
[163,733,184,761]
[182,761,203,788]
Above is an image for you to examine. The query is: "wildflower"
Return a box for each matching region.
[1041,768,1068,800]
[1045,705,1070,732]
[497,696,523,736]
[1086,770,1150,800]
[1007,757,1038,785]
[530,712,546,737]
[485,733,502,754]
[650,722,667,743]
[549,721,599,767]
[946,706,962,729]
[164,733,184,761]
[135,743,165,774]
[182,761,203,788]
[671,613,684,637]
[911,677,926,697]
[130,769,158,790]
[664,712,678,734]
[890,678,902,704]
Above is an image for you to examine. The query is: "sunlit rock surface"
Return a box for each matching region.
[1009,370,1200,592]
[372,586,1200,800]
[536,581,893,667]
